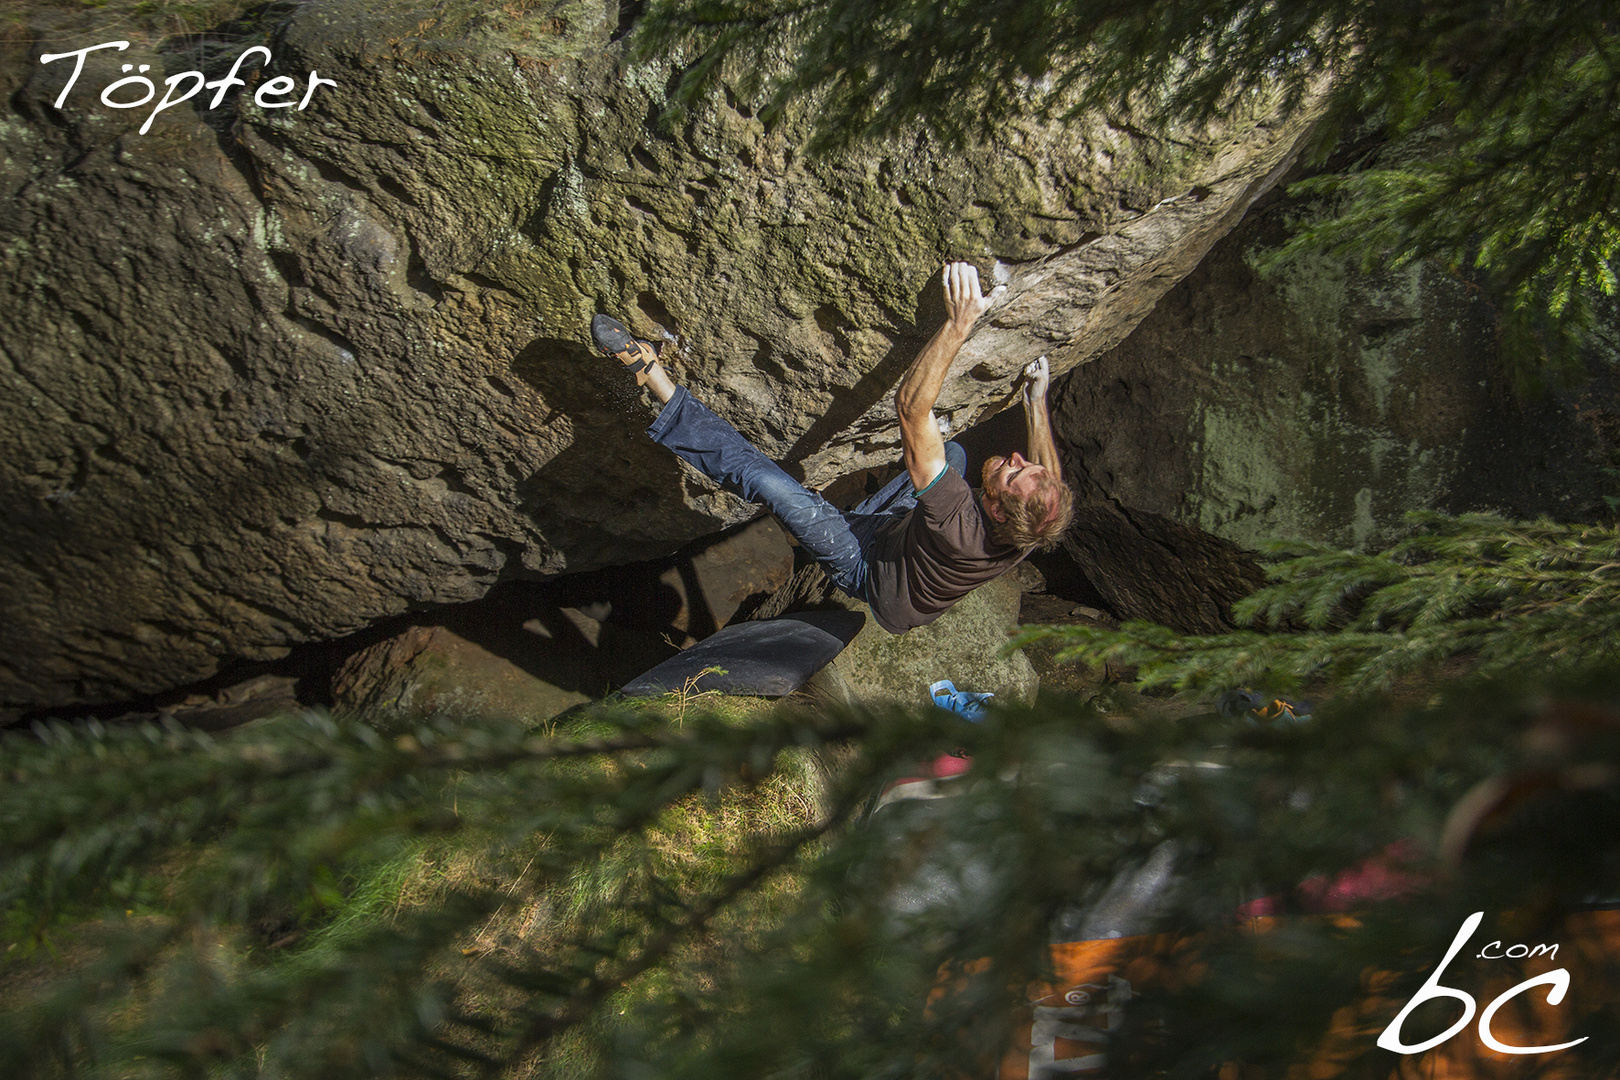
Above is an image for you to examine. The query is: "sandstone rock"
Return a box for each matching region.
[820,575,1038,708]
[1058,504,1266,634]
[0,1,1325,706]
[158,672,304,732]
[630,515,793,642]
[332,621,590,729]
[1053,183,1620,559]
[329,577,680,725]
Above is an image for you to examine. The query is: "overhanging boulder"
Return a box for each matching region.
[0,0,1326,707]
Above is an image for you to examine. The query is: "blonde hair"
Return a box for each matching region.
[989,472,1074,551]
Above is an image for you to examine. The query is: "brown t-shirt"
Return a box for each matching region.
[864,468,1026,633]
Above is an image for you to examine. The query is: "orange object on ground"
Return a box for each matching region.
[996,910,1620,1079]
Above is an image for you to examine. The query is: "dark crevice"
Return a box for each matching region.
[301,152,371,199]
[737,328,772,373]
[462,271,521,298]
[643,101,679,144]
[285,312,358,359]
[313,504,371,529]
[405,238,447,304]
[1000,232,1106,267]
[481,532,528,575]
[610,0,645,43]
[521,170,562,242]
[209,343,255,387]
[211,129,272,219]
[257,428,312,457]
[383,457,485,499]
[811,304,843,336]
[630,144,661,174]
[267,249,307,289]
[1360,317,1418,341]
[68,445,93,491]
[813,303,853,357]
[375,172,416,207]
[9,83,41,128]
[66,308,96,339]
[722,85,754,119]
[1105,116,1156,142]
[91,441,147,474]
[637,291,678,338]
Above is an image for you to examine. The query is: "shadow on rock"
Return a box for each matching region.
[510,335,735,564]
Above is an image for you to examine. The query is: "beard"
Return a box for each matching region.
[981,455,1006,490]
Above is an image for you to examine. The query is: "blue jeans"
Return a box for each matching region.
[647,387,967,601]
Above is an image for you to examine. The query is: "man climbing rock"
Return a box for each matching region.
[592,261,1074,634]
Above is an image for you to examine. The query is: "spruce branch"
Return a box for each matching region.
[1012,513,1620,695]
[7,672,1620,1077]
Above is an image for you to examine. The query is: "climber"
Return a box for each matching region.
[591,261,1073,634]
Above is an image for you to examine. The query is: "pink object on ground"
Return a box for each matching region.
[1239,839,1427,917]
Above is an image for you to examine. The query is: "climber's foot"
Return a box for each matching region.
[591,314,676,402]
[591,314,659,381]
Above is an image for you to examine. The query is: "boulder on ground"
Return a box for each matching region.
[331,623,588,729]
[818,575,1039,709]
[330,599,674,728]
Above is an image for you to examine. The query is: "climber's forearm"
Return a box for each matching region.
[895,263,993,489]
[1024,394,1061,476]
[895,321,967,425]
[1021,356,1060,476]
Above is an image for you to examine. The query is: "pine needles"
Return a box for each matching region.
[1013,511,1620,695]
[5,633,1620,1076]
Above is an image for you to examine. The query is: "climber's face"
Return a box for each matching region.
[982,452,1046,500]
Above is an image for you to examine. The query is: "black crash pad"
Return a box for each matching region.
[619,610,866,698]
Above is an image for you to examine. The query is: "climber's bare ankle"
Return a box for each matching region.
[645,361,676,404]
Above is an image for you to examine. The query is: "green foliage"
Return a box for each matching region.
[1014,511,1620,695]
[4,662,1620,1077]
[1268,46,1620,387]
[0,702,881,1076]
[636,0,1620,379]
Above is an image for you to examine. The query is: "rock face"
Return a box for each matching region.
[0,1,1324,708]
[811,576,1039,709]
[1052,185,1620,562]
[331,623,597,730]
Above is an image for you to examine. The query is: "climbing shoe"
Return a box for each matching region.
[1216,687,1311,724]
[591,313,661,386]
